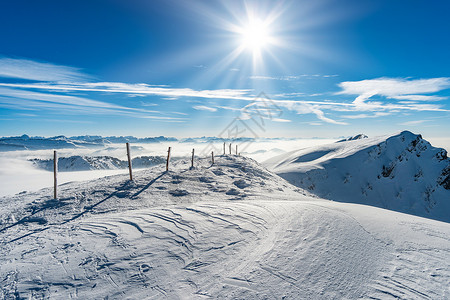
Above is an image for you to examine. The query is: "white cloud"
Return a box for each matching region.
[278,101,348,125]
[338,77,450,104]
[0,57,90,82]
[1,60,448,127]
[216,105,242,111]
[250,74,338,81]
[193,105,217,112]
[0,82,254,102]
[398,120,428,126]
[272,118,291,122]
[274,92,305,98]
[0,87,184,121]
[341,112,392,119]
[3,80,446,125]
[391,95,446,101]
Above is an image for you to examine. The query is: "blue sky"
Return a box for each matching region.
[0,0,449,139]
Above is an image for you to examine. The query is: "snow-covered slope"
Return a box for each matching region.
[264,131,450,222]
[30,155,165,171]
[336,133,368,143]
[1,156,449,299]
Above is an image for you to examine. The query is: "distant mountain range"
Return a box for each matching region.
[264,131,450,222]
[30,155,166,172]
[0,135,177,151]
[0,134,301,151]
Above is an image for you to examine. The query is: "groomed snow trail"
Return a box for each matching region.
[1,156,449,299]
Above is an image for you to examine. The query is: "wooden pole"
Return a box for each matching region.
[229,143,232,155]
[126,142,133,181]
[211,151,214,164]
[191,148,195,168]
[166,147,171,171]
[223,142,225,155]
[236,144,238,155]
[53,150,57,199]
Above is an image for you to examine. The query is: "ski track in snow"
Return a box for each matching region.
[0,155,449,299]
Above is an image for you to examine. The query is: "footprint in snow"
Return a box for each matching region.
[226,188,240,195]
[140,264,152,273]
[212,169,225,176]
[233,179,250,189]
[199,176,214,183]
[171,175,183,184]
[169,189,189,197]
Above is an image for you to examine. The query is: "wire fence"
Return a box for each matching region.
[50,91,281,199]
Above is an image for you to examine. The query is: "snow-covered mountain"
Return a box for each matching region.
[336,133,368,142]
[0,134,308,152]
[264,131,450,222]
[0,134,95,151]
[1,155,449,299]
[30,155,165,171]
[0,135,178,151]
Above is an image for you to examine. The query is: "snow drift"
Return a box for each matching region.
[1,155,449,299]
[264,131,450,222]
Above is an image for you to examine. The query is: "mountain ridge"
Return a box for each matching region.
[264,130,450,222]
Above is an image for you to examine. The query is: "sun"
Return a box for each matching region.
[237,19,274,54]
[240,20,270,51]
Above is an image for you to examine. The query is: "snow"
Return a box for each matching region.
[0,138,335,197]
[30,155,165,172]
[1,154,449,299]
[264,130,450,222]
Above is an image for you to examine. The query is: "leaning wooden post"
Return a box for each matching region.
[126,142,133,181]
[236,144,238,155]
[191,148,195,168]
[166,147,171,171]
[229,143,232,155]
[53,150,58,199]
[211,151,214,164]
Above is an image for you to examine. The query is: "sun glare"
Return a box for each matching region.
[240,20,271,52]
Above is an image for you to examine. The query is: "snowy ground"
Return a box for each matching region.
[0,139,336,197]
[1,155,449,299]
[264,131,450,223]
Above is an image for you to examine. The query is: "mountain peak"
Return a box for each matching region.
[336,133,368,143]
[264,132,450,222]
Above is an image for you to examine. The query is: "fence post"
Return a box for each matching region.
[191,148,195,168]
[236,144,238,155]
[126,142,133,181]
[229,143,232,155]
[166,147,171,171]
[223,142,225,155]
[211,151,214,164]
[53,150,58,199]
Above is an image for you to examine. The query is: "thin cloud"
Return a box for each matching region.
[338,77,450,104]
[341,112,392,119]
[11,80,443,124]
[1,59,448,126]
[272,118,291,122]
[398,120,428,126]
[0,88,185,121]
[250,74,338,81]
[0,82,254,101]
[0,87,152,112]
[391,95,446,101]
[0,57,90,82]
[193,105,217,112]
